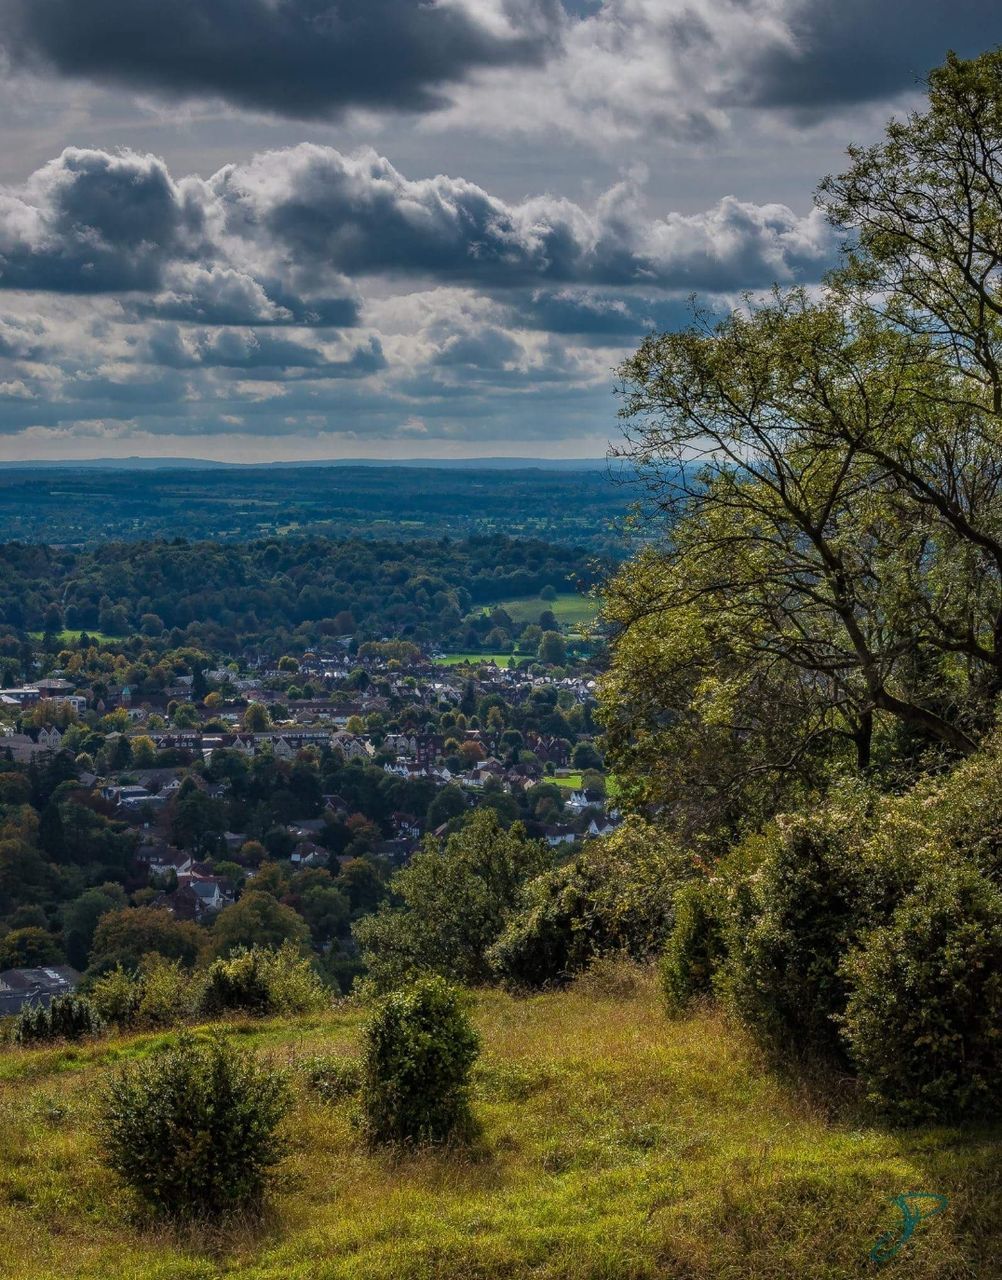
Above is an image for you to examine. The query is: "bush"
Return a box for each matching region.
[88,966,142,1027]
[660,878,726,1014]
[137,957,200,1027]
[302,1053,362,1103]
[99,1034,290,1219]
[198,945,330,1018]
[717,803,876,1063]
[840,864,1002,1123]
[490,821,692,988]
[199,949,272,1016]
[14,994,102,1045]
[360,977,480,1146]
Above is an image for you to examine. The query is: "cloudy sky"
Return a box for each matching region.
[0,1,998,462]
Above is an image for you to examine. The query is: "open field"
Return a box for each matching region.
[480,593,602,628]
[432,652,527,667]
[1,974,998,1280]
[28,630,119,645]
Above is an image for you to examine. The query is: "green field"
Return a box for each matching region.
[481,593,602,628]
[433,652,528,667]
[29,630,119,645]
[0,972,997,1279]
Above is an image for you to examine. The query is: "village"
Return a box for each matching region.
[0,635,619,1002]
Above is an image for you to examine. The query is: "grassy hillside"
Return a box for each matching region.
[1,971,999,1279]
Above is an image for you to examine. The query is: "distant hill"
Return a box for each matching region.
[0,455,612,473]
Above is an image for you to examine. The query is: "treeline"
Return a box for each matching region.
[0,534,599,652]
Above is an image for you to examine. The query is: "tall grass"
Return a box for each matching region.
[0,971,998,1278]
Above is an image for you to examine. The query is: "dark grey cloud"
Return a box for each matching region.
[740,0,1002,110]
[0,145,835,307]
[0,0,563,121]
[147,324,384,376]
[212,145,835,292]
[0,148,205,292]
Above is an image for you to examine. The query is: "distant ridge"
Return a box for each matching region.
[0,455,612,473]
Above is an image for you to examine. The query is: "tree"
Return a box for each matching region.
[0,926,64,968]
[90,907,204,972]
[537,631,567,665]
[130,736,156,768]
[62,883,128,969]
[354,810,550,991]
[212,892,310,957]
[572,742,603,771]
[606,51,1002,826]
[242,702,272,733]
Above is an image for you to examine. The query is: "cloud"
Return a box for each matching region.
[433,0,1002,144]
[0,148,205,292]
[0,0,564,120]
[209,144,836,291]
[147,324,385,376]
[738,0,1002,111]
[0,144,836,304]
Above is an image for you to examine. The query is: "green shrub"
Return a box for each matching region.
[199,949,272,1016]
[360,977,480,1146]
[660,878,726,1014]
[717,804,876,1063]
[14,994,102,1045]
[136,957,200,1027]
[198,945,330,1018]
[88,966,142,1027]
[840,864,1002,1123]
[490,820,692,988]
[99,1034,290,1219]
[302,1053,361,1103]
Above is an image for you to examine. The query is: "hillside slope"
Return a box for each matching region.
[0,972,999,1279]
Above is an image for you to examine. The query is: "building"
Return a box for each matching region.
[0,966,81,1017]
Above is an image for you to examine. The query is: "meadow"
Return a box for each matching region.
[486,593,602,628]
[1,969,998,1280]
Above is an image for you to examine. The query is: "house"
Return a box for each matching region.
[136,841,193,878]
[291,841,327,868]
[542,824,578,847]
[587,816,621,839]
[391,812,422,840]
[0,966,81,1016]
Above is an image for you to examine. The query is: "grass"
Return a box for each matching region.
[480,593,602,628]
[433,653,527,667]
[1,972,999,1279]
[28,629,119,644]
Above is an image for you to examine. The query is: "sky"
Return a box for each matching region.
[0,1,999,463]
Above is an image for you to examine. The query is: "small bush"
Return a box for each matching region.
[88,966,142,1028]
[361,977,480,1147]
[660,878,725,1014]
[198,945,330,1018]
[199,949,272,1016]
[15,995,102,1045]
[840,864,1002,1123]
[99,1034,290,1220]
[302,1053,361,1103]
[136,957,200,1028]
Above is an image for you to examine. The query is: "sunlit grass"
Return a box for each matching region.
[0,973,998,1279]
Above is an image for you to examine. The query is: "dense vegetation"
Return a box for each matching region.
[0,533,600,656]
[0,463,632,551]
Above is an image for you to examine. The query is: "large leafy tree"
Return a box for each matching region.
[606,50,1002,833]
